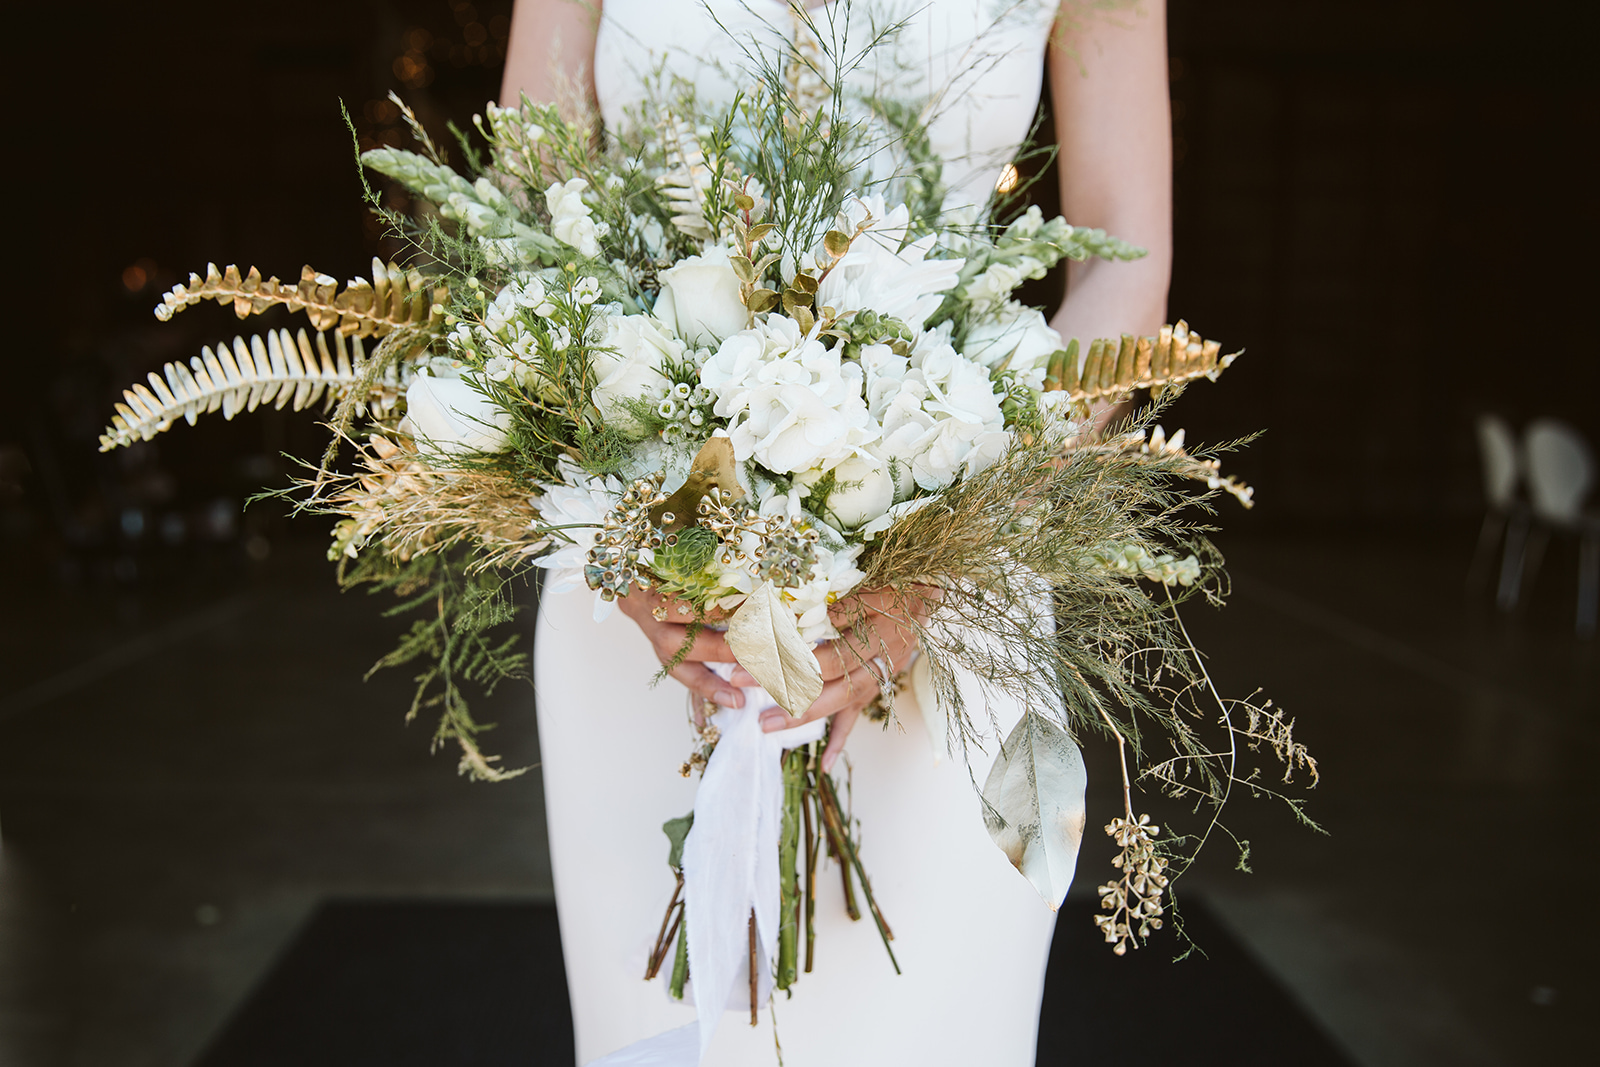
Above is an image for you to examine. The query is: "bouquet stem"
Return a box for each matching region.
[816,768,899,974]
[802,747,819,973]
[644,870,685,980]
[777,748,805,990]
[748,909,760,1026]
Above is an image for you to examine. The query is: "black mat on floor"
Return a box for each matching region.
[195,897,1352,1066]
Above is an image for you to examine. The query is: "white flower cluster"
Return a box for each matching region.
[457,184,1088,622]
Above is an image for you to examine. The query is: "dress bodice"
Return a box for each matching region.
[594,0,1060,209]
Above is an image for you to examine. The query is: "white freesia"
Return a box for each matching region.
[787,542,868,642]
[532,459,625,621]
[653,244,750,346]
[815,195,963,328]
[545,178,602,257]
[701,316,878,474]
[592,315,682,433]
[405,374,512,455]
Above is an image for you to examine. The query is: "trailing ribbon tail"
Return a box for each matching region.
[586,676,827,1067]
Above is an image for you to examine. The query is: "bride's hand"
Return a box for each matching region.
[733,587,932,773]
[615,589,746,710]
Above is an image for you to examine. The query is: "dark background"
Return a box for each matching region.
[3,2,1597,1065]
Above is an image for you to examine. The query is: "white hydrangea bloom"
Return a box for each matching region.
[700,315,879,474]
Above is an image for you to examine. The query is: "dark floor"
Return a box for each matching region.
[1,523,1596,1067]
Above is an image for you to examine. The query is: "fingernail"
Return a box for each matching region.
[760,710,786,731]
[821,751,837,773]
[719,689,744,708]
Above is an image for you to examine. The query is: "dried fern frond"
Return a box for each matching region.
[318,434,540,570]
[659,111,715,240]
[1044,320,1240,403]
[98,328,399,452]
[152,257,448,339]
[1084,424,1256,509]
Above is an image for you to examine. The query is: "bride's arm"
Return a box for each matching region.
[501,0,602,107]
[1047,1,1173,358]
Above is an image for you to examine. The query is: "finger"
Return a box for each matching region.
[826,584,939,627]
[619,595,736,664]
[669,659,744,709]
[821,705,859,774]
[727,618,916,688]
[641,619,734,669]
[759,664,883,732]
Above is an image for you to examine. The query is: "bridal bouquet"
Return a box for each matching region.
[98,11,1318,1036]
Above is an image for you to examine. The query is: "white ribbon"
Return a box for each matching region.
[588,674,826,1066]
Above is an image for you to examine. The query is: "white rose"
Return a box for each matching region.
[964,303,1064,372]
[545,178,601,258]
[800,450,896,529]
[654,245,750,346]
[591,315,681,433]
[405,374,512,454]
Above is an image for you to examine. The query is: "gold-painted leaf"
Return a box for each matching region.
[982,711,1087,910]
[823,230,851,258]
[649,436,743,531]
[1044,320,1238,403]
[151,257,448,340]
[726,581,824,717]
[747,288,780,314]
[97,328,399,451]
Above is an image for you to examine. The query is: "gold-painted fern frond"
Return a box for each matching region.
[152,257,448,338]
[659,111,715,240]
[1045,320,1240,403]
[98,328,401,452]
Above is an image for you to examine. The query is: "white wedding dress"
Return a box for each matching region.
[535,3,1065,1064]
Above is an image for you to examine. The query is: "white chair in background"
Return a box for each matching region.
[1470,414,1521,596]
[1506,418,1598,637]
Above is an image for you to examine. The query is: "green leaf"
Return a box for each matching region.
[982,711,1087,909]
[663,812,694,870]
[726,581,823,716]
